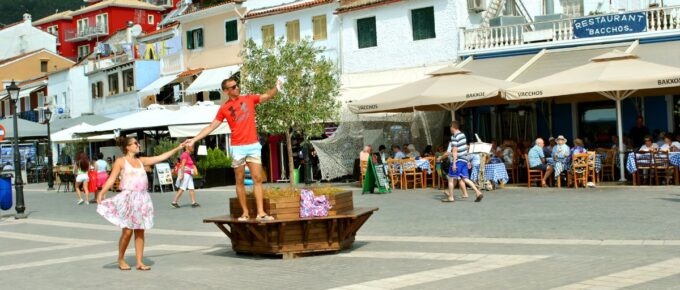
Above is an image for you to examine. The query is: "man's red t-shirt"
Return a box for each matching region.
[215,94,260,146]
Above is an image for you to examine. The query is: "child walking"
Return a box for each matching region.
[96,137,183,271]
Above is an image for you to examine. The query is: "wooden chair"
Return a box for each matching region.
[505,151,519,184]
[422,157,437,188]
[524,154,543,188]
[633,152,654,185]
[653,152,675,185]
[596,148,616,181]
[587,151,598,184]
[386,158,402,190]
[359,160,368,186]
[570,153,589,188]
[401,158,424,189]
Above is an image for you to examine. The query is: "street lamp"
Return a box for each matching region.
[44,108,54,190]
[6,80,26,219]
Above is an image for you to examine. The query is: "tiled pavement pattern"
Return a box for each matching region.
[1,183,679,289]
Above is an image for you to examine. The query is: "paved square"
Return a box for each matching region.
[1,183,680,289]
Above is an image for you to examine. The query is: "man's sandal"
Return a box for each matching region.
[136,265,151,271]
[237,216,249,221]
[255,215,275,221]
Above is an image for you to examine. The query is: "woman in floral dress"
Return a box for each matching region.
[96,136,183,271]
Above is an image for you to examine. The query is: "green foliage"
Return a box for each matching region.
[240,37,341,141]
[62,140,87,160]
[197,147,231,169]
[153,137,181,162]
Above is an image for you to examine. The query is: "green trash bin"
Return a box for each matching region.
[293,167,300,185]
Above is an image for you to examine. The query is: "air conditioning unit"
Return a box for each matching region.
[468,0,486,13]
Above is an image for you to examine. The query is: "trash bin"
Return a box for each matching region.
[0,173,13,210]
[293,167,300,185]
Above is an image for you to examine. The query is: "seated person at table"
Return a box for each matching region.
[405,144,420,158]
[391,145,406,159]
[528,138,554,187]
[552,135,570,160]
[359,145,372,162]
[570,138,587,157]
[500,140,515,167]
[542,137,554,158]
[377,145,388,163]
[611,135,626,153]
[659,135,680,152]
[434,146,445,159]
[422,145,434,157]
[547,137,556,152]
[639,136,658,152]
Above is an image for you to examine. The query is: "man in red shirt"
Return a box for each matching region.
[185,78,280,221]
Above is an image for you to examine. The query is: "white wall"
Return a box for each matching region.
[245,3,340,63]
[47,65,91,119]
[340,0,458,74]
[0,18,56,60]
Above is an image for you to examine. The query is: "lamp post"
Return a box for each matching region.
[44,108,54,190]
[6,80,26,219]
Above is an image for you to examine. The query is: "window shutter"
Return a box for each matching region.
[312,15,327,40]
[186,30,194,49]
[92,83,97,98]
[286,20,300,43]
[412,7,435,41]
[262,25,274,48]
[225,20,238,42]
[197,29,204,47]
[357,17,377,48]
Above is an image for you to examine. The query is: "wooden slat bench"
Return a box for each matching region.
[204,207,378,259]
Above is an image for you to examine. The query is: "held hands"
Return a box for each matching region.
[181,139,194,148]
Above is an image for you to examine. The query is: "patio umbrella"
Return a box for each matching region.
[348,67,518,120]
[505,50,680,181]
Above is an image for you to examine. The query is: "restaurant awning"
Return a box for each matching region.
[185,65,240,95]
[168,123,230,138]
[78,104,224,136]
[0,118,47,139]
[349,67,516,118]
[51,123,114,143]
[137,75,178,97]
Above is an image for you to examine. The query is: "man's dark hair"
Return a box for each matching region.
[221,78,238,90]
[378,145,386,151]
[391,145,400,150]
[450,121,460,129]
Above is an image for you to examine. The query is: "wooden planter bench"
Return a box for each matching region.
[204,207,378,259]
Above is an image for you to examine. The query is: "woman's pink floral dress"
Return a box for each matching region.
[97,159,153,229]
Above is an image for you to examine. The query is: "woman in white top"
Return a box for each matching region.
[639,136,659,152]
[660,135,680,152]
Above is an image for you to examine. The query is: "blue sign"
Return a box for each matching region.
[573,12,647,39]
[57,107,64,114]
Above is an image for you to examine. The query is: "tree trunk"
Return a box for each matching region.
[285,129,295,188]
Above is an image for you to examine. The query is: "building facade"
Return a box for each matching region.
[0,14,58,61]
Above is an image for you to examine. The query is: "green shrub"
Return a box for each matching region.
[153,137,181,161]
[197,147,232,169]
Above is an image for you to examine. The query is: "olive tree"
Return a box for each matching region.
[240,38,340,187]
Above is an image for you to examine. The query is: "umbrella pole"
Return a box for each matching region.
[616,96,627,182]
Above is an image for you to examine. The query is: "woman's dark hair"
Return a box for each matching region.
[76,152,89,172]
[97,152,104,159]
[116,137,136,155]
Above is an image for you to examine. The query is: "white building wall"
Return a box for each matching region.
[245,3,340,63]
[68,65,91,118]
[340,0,458,74]
[0,16,56,60]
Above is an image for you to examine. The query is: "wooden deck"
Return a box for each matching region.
[204,207,379,259]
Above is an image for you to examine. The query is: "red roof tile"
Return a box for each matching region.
[336,0,403,14]
[177,68,204,77]
[183,0,244,16]
[245,0,334,20]
[140,22,179,38]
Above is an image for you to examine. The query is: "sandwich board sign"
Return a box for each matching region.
[361,156,391,194]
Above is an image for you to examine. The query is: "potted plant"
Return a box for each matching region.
[198,147,234,187]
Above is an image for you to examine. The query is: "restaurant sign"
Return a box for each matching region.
[573,12,647,39]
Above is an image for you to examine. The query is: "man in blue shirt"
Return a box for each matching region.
[528,138,553,187]
[442,121,483,203]
[391,145,406,159]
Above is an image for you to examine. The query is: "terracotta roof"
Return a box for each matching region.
[18,75,49,87]
[71,0,165,17]
[183,0,244,16]
[336,0,403,14]
[177,68,204,77]
[0,49,44,66]
[140,22,179,38]
[245,0,334,20]
[32,10,74,26]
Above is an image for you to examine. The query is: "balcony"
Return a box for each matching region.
[460,5,680,55]
[161,53,184,75]
[64,25,108,43]
[18,111,39,123]
[145,0,174,8]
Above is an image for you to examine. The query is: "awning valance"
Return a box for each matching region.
[185,65,240,95]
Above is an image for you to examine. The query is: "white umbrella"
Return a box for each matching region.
[51,123,114,143]
[349,67,517,120]
[506,50,680,181]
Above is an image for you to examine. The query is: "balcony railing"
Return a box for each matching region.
[18,111,39,123]
[461,5,680,52]
[64,24,108,42]
[161,53,184,75]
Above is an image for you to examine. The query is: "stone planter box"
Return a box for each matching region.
[229,190,353,219]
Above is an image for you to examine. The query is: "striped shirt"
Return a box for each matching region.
[447,132,468,163]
